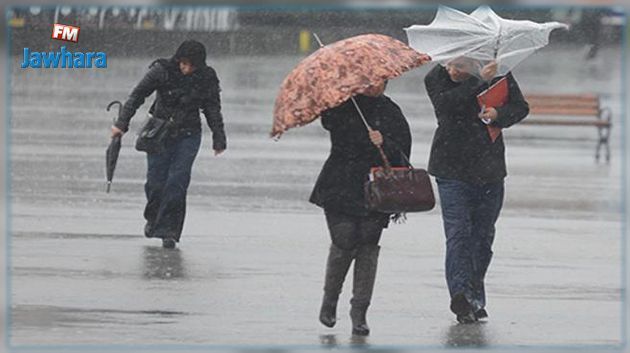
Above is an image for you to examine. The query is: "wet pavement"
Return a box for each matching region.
[7,45,624,349]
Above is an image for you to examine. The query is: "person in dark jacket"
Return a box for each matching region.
[310,82,411,336]
[111,40,226,249]
[424,57,529,323]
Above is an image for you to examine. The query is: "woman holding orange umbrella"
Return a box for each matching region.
[310,81,412,336]
[271,33,431,335]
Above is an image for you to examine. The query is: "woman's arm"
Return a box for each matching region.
[201,70,226,151]
[114,63,166,132]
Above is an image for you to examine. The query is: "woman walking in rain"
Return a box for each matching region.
[406,5,565,324]
[424,57,528,323]
[111,40,227,249]
[310,82,412,336]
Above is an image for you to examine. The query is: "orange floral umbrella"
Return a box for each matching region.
[271,34,431,138]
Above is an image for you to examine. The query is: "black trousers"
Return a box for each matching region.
[324,210,386,251]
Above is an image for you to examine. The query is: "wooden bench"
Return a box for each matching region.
[521,94,612,162]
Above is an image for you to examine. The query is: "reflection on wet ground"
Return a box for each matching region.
[13,304,188,328]
[443,322,490,348]
[142,246,187,280]
[318,333,370,349]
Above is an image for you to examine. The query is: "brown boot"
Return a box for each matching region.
[350,245,380,336]
[319,244,354,327]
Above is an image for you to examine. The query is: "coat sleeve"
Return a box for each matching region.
[201,69,227,151]
[424,65,486,121]
[492,73,530,128]
[115,64,166,132]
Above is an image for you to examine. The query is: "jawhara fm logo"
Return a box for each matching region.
[21,23,107,69]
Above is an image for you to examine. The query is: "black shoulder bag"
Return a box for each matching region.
[135,101,174,154]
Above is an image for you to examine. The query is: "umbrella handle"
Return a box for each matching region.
[349,97,392,171]
[107,100,123,126]
[311,33,392,172]
[107,100,122,112]
[312,32,324,48]
[107,100,123,120]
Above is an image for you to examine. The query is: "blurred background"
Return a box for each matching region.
[6,5,626,56]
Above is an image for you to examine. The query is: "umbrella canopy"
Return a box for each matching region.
[105,100,122,193]
[271,34,430,138]
[405,6,569,77]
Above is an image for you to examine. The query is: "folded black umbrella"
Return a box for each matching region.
[105,101,122,193]
[106,134,121,193]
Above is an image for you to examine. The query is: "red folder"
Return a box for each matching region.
[477,77,508,143]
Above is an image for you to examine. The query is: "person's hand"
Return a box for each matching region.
[480,61,498,81]
[214,149,225,156]
[369,130,383,147]
[479,107,498,122]
[419,53,432,64]
[111,125,124,137]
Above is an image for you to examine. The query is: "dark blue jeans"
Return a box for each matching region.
[436,178,504,312]
[144,132,201,241]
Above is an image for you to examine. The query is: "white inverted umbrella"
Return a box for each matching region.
[405,6,569,77]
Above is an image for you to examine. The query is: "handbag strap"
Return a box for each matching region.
[398,147,414,169]
[350,98,412,172]
[382,135,414,169]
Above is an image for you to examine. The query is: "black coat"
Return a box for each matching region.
[115,58,226,150]
[309,94,412,217]
[424,65,529,184]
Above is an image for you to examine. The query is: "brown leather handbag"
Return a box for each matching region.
[346,96,434,213]
[364,149,435,213]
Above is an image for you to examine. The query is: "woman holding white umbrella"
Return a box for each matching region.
[424,57,529,323]
[406,6,566,323]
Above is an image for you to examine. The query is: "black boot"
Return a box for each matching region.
[162,237,176,249]
[451,292,477,324]
[475,308,488,320]
[144,222,153,238]
[319,244,354,328]
[350,245,380,336]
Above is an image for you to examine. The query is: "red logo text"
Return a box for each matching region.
[51,23,80,43]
